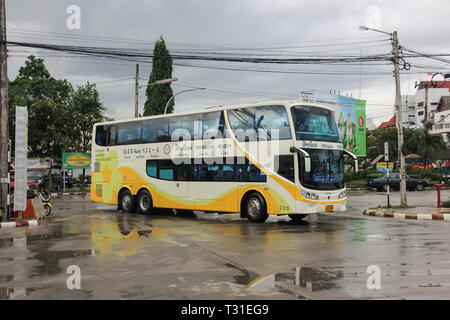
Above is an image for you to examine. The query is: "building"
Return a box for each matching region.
[377,115,396,130]
[415,81,450,125]
[402,95,416,128]
[430,96,450,147]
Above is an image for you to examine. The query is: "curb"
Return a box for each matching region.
[0,220,39,228]
[50,192,89,197]
[363,210,450,221]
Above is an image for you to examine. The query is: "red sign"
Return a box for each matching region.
[358,116,364,127]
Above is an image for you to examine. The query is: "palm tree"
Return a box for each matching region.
[414,129,446,169]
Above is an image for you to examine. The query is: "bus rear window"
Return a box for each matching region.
[95,125,107,146]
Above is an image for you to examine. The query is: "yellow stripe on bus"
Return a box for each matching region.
[222,111,344,205]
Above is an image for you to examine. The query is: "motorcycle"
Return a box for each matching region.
[37,189,52,216]
[9,186,52,218]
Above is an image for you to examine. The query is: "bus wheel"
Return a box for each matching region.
[120,189,137,213]
[288,214,307,222]
[137,190,153,214]
[244,192,268,223]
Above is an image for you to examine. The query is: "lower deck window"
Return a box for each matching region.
[145,158,267,182]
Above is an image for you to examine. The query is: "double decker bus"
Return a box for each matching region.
[91,101,357,223]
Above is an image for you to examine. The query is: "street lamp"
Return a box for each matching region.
[358,25,392,35]
[139,77,178,89]
[360,25,408,206]
[164,87,206,114]
[134,74,177,117]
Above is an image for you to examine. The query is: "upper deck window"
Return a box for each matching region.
[200,111,228,139]
[117,122,142,145]
[291,105,339,142]
[143,118,169,143]
[169,115,196,141]
[227,105,291,141]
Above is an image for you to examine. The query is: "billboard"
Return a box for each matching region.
[376,161,395,172]
[308,91,366,156]
[62,153,91,169]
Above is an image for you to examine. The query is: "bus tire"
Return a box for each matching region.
[137,189,153,214]
[243,192,268,223]
[119,189,137,213]
[288,214,307,222]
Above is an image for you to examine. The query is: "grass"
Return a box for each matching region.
[346,179,367,185]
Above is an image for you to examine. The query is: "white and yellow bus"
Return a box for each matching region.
[91,101,357,223]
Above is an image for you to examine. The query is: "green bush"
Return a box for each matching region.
[344,169,377,182]
[441,200,450,208]
[408,169,442,181]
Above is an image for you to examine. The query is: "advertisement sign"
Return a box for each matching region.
[376,161,395,172]
[27,158,51,169]
[384,141,389,161]
[14,107,28,211]
[308,91,367,156]
[62,153,91,169]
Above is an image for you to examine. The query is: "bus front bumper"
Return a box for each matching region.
[294,199,347,214]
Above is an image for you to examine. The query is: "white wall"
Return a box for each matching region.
[415,87,450,125]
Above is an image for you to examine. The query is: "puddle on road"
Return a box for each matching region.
[0,214,156,299]
[0,286,43,300]
[31,249,92,276]
[223,262,259,286]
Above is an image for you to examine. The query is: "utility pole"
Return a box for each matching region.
[134,64,139,118]
[0,0,9,221]
[360,26,408,206]
[392,31,407,206]
[424,85,429,123]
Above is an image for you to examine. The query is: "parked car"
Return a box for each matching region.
[61,171,73,188]
[27,169,63,191]
[10,175,39,194]
[367,173,429,191]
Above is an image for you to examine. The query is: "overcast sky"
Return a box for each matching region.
[5,0,450,125]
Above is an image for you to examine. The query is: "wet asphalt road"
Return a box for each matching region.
[1,190,450,300]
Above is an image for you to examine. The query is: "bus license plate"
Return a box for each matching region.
[325,205,334,212]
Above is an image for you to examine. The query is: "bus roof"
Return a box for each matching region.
[96,100,335,126]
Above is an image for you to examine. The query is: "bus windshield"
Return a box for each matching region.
[291,105,339,142]
[298,149,344,190]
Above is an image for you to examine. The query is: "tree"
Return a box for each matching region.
[413,129,446,169]
[8,56,106,170]
[70,83,105,189]
[367,127,446,170]
[366,128,399,161]
[143,35,174,116]
[71,83,105,152]
[8,55,74,163]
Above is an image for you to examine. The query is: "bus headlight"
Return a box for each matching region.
[338,190,347,199]
[301,190,319,200]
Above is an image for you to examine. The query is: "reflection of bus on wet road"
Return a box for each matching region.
[91,101,358,223]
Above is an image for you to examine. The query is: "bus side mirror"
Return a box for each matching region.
[304,157,311,173]
[343,150,358,172]
[290,147,311,173]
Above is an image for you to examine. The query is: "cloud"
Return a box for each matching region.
[5,0,450,122]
